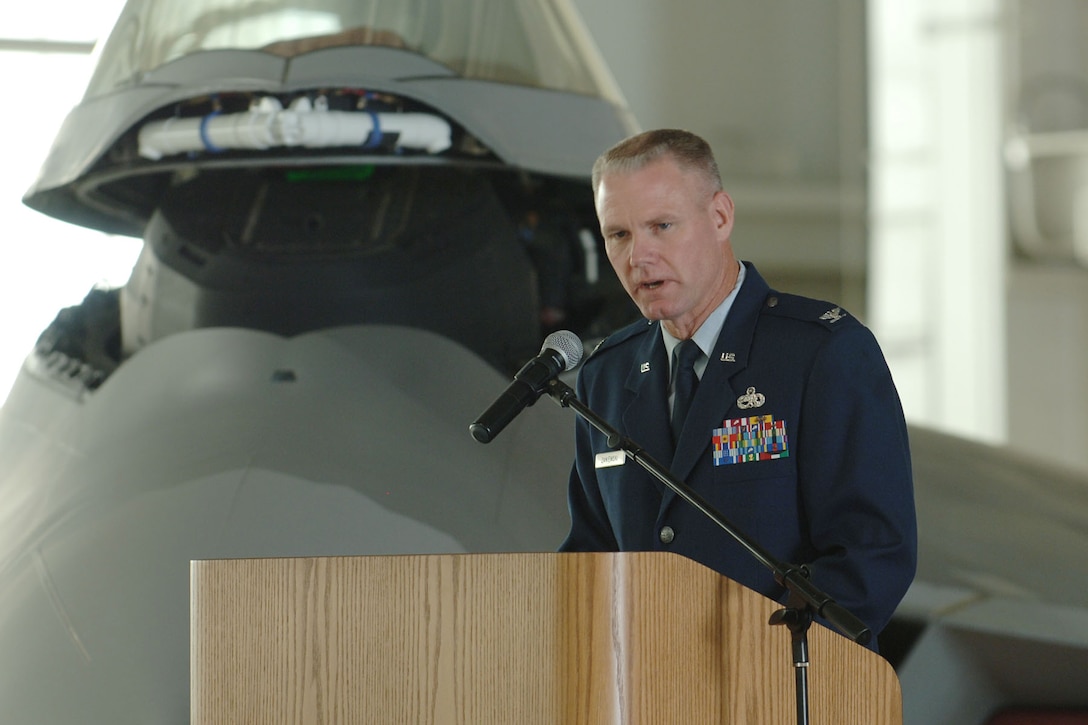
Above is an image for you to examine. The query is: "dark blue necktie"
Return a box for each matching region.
[671,339,701,442]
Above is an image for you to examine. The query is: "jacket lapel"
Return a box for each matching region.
[666,266,771,488]
[620,325,673,484]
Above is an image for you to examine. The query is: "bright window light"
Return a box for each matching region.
[0,42,141,402]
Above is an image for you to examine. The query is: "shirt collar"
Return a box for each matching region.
[661,260,746,373]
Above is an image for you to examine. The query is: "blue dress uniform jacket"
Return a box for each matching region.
[560,263,917,643]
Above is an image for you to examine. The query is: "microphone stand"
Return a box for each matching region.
[545,377,871,725]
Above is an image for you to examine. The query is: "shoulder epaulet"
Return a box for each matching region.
[761,291,859,331]
[583,319,655,363]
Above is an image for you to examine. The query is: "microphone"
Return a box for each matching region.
[469,330,583,444]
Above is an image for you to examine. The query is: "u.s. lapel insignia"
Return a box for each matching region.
[820,306,846,323]
[640,361,651,373]
[737,386,766,409]
[721,352,736,363]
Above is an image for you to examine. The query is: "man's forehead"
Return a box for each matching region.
[595,161,710,217]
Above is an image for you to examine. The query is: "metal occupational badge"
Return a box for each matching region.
[737,386,765,409]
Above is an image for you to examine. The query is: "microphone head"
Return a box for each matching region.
[542,330,583,372]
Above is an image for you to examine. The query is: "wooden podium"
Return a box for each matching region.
[191,552,901,724]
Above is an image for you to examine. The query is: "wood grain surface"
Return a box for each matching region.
[191,552,901,724]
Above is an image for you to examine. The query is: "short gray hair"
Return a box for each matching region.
[591,129,723,196]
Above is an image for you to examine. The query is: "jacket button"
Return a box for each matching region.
[659,526,675,544]
[767,295,779,308]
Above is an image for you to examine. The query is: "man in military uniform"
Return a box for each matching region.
[560,129,917,648]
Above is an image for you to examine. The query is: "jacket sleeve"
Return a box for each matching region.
[795,323,918,637]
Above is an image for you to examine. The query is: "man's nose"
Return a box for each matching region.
[628,230,658,266]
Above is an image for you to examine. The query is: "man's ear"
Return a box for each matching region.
[712,190,735,239]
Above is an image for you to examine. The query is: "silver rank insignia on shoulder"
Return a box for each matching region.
[737,386,766,409]
[640,362,651,373]
[820,307,846,323]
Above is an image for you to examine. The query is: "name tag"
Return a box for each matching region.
[594,451,625,469]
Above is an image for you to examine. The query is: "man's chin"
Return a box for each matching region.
[638,306,672,323]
